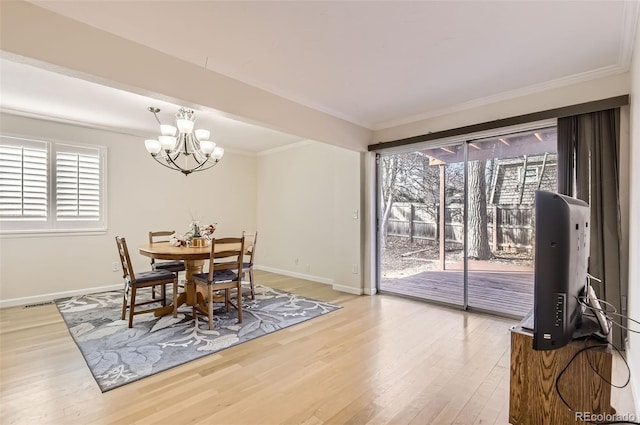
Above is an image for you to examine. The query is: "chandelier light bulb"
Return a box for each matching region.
[159,135,177,150]
[177,119,194,134]
[212,147,225,160]
[200,140,216,155]
[160,124,177,136]
[195,129,210,141]
[144,139,162,155]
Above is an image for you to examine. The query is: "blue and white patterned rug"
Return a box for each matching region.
[55,284,341,392]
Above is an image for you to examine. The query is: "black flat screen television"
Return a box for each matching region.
[532,190,592,350]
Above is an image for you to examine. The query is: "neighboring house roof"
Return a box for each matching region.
[490,153,557,205]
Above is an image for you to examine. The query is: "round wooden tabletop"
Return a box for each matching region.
[138,243,211,261]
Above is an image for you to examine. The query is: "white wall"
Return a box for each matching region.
[0,113,257,305]
[256,141,362,294]
[627,17,640,413]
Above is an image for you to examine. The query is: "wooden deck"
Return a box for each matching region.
[380,270,534,317]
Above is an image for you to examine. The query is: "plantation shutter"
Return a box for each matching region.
[56,145,101,220]
[0,137,48,220]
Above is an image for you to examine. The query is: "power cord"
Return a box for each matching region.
[555,339,640,424]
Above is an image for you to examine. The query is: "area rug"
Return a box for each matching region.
[55,284,341,392]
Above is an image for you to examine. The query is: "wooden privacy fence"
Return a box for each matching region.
[386,202,534,252]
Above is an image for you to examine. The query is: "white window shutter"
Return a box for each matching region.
[56,148,101,221]
[0,139,48,220]
[1,136,106,234]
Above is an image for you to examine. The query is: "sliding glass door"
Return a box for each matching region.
[465,128,557,316]
[378,143,464,307]
[377,126,558,318]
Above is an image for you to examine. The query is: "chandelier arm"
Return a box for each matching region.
[163,153,217,175]
[187,157,218,173]
[165,152,187,171]
[190,148,208,165]
[151,154,182,172]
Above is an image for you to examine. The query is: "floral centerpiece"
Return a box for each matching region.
[170,221,216,247]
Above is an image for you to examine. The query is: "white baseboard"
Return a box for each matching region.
[254,265,334,285]
[363,287,377,295]
[0,283,122,309]
[254,265,365,295]
[332,283,363,295]
[627,341,640,415]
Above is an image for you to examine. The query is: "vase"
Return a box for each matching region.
[191,237,206,248]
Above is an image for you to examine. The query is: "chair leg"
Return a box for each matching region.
[172,278,178,318]
[192,283,198,326]
[237,282,243,324]
[207,285,214,331]
[121,289,128,321]
[249,268,255,300]
[225,289,230,312]
[129,287,137,328]
[161,283,167,307]
[152,285,157,299]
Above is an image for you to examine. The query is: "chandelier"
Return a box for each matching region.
[144,106,224,176]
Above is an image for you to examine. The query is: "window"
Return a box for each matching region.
[0,135,106,234]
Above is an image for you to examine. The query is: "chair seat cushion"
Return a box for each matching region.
[155,261,185,272]
[242,262,253,269]
[193,270,239,284]
[133,269,175,284]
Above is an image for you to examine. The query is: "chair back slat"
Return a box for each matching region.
[148,230,175,244]
[243,231,258,264]
[148,230,176,267]
[208,236,244,282]
[115,236,136,283]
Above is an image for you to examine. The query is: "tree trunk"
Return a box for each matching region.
[380,156,399,249]
[467,160,493,260]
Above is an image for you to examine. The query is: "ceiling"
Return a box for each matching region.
[1,1,638,153]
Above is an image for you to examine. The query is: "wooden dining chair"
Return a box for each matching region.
[192,236,245,330]
[242,231,258,300]
[148,230,186,275]
[116,236,178,328]
[149,230,186,296]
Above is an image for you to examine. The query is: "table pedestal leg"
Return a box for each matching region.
[154,259,204,317]
[184,259,204,305]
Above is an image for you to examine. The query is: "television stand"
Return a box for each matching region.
[509,325,614,425]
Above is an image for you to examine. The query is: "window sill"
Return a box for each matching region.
[0,228,108,239]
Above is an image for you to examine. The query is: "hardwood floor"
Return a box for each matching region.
[0,271,635,425]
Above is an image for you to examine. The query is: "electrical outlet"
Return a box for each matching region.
[352,264,359,274]
[112,262,120,272]
[352,209,359,220]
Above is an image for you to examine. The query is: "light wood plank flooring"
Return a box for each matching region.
[0,271,635,425]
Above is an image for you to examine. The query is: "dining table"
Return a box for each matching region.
[138,241,246,317]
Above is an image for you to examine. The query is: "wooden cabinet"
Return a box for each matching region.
[509,327,614,425]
